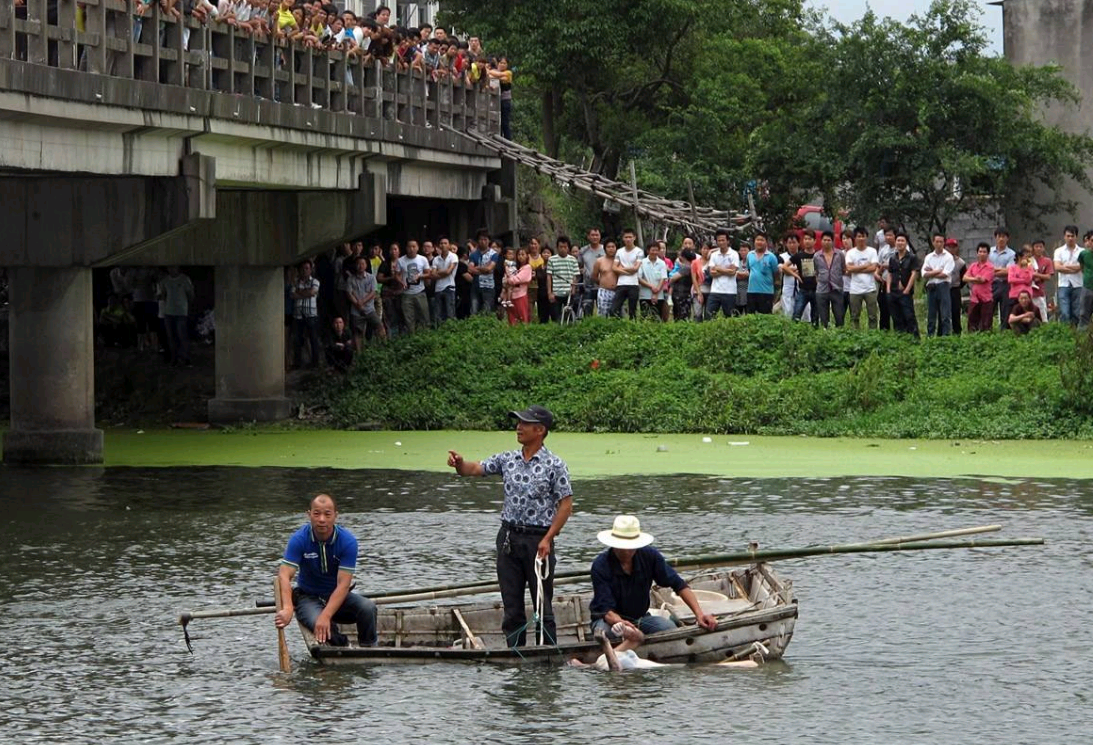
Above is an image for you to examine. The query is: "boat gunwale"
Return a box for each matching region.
[306,602,799,662]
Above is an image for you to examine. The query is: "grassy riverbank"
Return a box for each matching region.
[100,429,1093,478]
[314,315,1093,440]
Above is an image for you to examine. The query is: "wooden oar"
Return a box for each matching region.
[452,608,485,650]
[273,578,291,673]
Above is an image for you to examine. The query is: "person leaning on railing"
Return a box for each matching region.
[486,56,513,139]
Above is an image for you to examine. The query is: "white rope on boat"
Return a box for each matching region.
[533,555,550,646]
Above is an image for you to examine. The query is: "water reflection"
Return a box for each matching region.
[488,667,568,725]
[0,467,1089,744]
[5,466,1092,519]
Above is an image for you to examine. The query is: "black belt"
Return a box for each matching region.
[502,521,549,536]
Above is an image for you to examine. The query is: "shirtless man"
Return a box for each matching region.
[592,239,620,317]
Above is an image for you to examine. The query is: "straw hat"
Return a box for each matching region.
[597,515,655,549]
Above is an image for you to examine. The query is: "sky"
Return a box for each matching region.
[807,0,1004,54]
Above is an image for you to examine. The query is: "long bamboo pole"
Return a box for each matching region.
[848,524,1002,547]
[179,534,1043,621]
[367,536,1043,605]
[360,526,1003,602]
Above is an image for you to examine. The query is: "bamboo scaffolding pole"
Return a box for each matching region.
[446,124,746,233]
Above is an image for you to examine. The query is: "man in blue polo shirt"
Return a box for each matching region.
[746,231,781,314]
[273,493,378,647]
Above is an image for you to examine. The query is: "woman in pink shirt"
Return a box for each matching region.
[965,242,996,332]
[504,247,533,325]
[1007,250,1034,302]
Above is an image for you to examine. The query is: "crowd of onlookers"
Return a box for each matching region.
[15,1,514,136]
[95,266,200,367]
[71,219,1093,374]
[283,220,1093,370]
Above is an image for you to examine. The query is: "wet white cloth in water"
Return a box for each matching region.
[593,650,666,670]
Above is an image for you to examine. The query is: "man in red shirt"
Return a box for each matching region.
[964,242,996,332]
[1029,239,1055,322]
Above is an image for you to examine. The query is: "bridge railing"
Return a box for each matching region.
[0,0,500,135]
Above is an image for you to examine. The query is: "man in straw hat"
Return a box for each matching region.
[448,405,573,647]
[589,515,717,646]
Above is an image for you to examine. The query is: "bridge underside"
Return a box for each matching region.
[1,157,515,465]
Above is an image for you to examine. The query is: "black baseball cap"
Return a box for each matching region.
[508,405,554,430]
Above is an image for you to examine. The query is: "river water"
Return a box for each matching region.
[0,467,1089,744]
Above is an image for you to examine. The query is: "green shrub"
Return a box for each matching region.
[310,314,1086,439]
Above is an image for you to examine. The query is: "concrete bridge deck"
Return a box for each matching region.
[0,1,516,464]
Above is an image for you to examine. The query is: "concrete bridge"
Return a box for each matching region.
[0,0,516,464]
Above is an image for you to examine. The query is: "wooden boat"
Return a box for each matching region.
[179,526,1042,670]
[299,562,797,666]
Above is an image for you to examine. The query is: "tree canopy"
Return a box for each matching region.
[440,0,1093,237]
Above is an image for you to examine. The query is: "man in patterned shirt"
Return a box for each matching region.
[292,259,322,369]
[447,405,573,647]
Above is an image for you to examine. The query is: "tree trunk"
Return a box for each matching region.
[541,89,558,159]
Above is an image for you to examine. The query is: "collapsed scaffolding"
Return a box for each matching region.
[448,127,760,240]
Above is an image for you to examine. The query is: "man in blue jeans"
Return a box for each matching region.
[1053,225,1084,326]
[921,233,955,337]
[470,229,497,314]
[588,515,717,645]
[274,494,378,647]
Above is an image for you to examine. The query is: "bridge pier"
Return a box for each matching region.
[207,266,293,424]
[3,267,103,465]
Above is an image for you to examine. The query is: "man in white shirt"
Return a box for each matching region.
[839,230,854,305]
[431,236,459,323]
[778,232,806,321]
[1053,224,1083,326]
[398,241,432,334]
[637,242,668,319]
[921,233,956,337]
[845,227,879,329]
[610,228,644,319]
[706,228,739,319]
